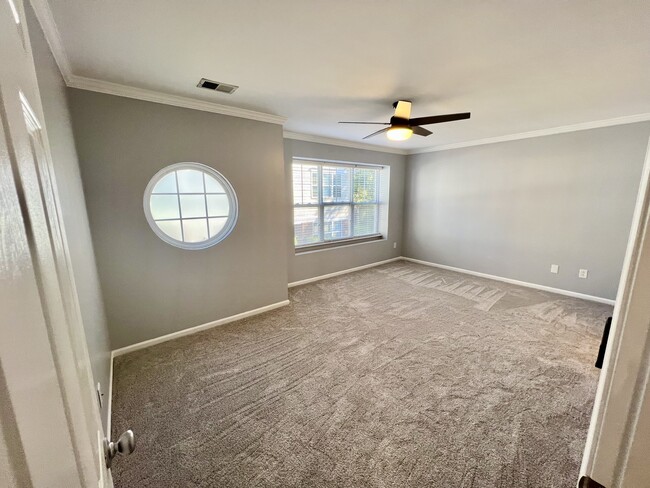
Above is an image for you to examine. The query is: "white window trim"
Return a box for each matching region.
[292,158,385,250]
[143,162,238,250]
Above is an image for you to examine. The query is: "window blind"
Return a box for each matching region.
[292,160,382,247]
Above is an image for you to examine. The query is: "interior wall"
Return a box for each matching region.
[404,122,650,300]
[284,139,406,283]
[25,6,112,428]
[68,89,288,349]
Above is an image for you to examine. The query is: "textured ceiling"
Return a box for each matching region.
[48,0,650,150]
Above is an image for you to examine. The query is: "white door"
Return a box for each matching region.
[0,0,110,486]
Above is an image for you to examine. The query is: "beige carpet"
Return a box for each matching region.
[111,261,611,487]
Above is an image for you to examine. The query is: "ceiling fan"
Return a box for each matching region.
[339,101,471,141]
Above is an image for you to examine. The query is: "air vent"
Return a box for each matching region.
[197,78,238,94]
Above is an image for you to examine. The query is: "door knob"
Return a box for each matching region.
[104,429,136,468]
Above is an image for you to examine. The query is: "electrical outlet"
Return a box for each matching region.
[393,242,397,249]
[579,269,589,279]
[550,264,559,274]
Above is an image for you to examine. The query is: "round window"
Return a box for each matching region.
[144,162,238,249]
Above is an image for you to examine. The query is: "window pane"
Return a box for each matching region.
[354,168,378,203]
[322,166,351,203]
[207,194,229,217]
[324,205,351,241]
[179,195,206,218]
[208,217,227,237]
[294,207,320,246]
[155,219,183,241]
[182,219,209,243]
[152,172,177,193]
[177,169,204,193]
[150,195,180,220]
[292,161,384,248]
[292,163,319,205]
[354,204,378,236]
[204,173,225,193]
[146,163,238,249]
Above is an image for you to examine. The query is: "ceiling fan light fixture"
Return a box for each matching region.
[340,102,469,141]
[386,126,413,141]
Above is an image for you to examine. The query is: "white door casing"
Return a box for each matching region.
[0,0,109,486]
[580,138,650,487]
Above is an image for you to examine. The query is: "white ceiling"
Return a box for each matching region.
[47,0,650,150]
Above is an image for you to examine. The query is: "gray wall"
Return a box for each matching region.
[404,123,650,300]
[285,140,406,283]
[68,90,288,349]
[26,7,112,427]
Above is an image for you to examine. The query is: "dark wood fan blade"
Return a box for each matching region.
[408,112,470,126]
[339,121,390,125]
[411,126,432,137]
[363,127,390,139]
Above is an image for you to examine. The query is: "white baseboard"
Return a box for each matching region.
[402,257,616,306]
[288,257,402,288]
[111,299,291,358]
[106,256,612,430]
[107,299,290,436]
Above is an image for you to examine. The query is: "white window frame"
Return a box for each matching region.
[143,162,238,250]
[292,158,384,250]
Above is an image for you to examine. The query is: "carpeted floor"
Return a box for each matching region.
[111,261,611,487]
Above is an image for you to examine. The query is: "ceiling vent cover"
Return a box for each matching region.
[197,78,238,94]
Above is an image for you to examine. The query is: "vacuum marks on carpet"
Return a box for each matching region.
[111,262,611,487]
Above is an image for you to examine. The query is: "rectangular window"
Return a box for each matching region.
[292,159,383,249]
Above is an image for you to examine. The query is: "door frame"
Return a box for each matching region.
[579,137,650,487]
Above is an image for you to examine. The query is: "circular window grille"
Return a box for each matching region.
[143,162,238,249]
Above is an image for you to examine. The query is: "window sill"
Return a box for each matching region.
[295,235,384,255]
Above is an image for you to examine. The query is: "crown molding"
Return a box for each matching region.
[285,112,650,156]
[26,0,650,151]
[409,113,650,155]
[29,2,285,125]
[29,0,73,83]
[67,75,287,125]
[283,131,409,155]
